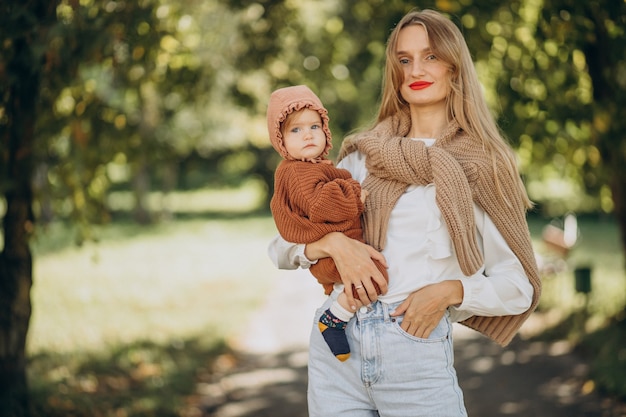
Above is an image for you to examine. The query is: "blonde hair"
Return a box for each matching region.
[378,9,532,208]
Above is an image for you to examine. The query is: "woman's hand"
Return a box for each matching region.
[305,232,388,310]
[390,280,463,338]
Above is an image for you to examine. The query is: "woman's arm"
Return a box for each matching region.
[390,207,534,338]
[268,231,388,309]
[267,234,314,270]
[309,232,389,308]
[452,208,534,317]
[311,232,389,308]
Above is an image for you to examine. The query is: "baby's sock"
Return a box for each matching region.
[318,302,354,362]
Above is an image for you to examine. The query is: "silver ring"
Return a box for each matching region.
[355,285,363,289]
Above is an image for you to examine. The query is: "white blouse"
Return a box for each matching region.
[268,141,534,323]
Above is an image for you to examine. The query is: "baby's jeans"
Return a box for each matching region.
[308,294,468,417]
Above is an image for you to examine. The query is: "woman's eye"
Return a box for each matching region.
[426,54,437,60]
[399,58,410,65]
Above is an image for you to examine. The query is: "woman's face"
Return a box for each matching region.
[396,25,451,110]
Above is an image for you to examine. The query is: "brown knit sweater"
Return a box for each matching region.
[271,160,388,296]
[339,111,541,346]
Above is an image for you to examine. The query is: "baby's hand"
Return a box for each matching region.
[360,189,369,204]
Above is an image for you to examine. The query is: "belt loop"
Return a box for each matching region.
[382,302,391,323]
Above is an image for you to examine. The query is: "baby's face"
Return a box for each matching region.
[282,109,326,162]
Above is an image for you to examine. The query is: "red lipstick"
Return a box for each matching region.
[409,81,433,90]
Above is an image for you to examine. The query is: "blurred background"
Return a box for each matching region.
[1,0,625,416]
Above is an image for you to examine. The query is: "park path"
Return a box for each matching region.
[190,268,626,417]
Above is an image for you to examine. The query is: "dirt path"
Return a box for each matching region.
[191,269,626,417]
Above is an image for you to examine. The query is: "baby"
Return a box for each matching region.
[267,85,388,361]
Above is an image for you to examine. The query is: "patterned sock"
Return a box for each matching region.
[318,309,350,362]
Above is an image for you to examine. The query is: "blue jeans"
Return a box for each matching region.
[308,295,467,417]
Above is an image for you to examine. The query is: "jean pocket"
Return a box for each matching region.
[391,314,450,343]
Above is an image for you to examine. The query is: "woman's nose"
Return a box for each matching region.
[412,60,425,76]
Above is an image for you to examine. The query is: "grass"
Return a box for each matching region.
[27,213,280,416]
[528,214,626,401]
[531,214,626,324]
[29,216,278,355]
[22,205,626,414]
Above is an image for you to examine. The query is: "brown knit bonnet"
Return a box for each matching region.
[267,85,333,160]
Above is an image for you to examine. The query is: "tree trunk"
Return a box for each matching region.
[160,161,179,221]
[585,4,626,269]
[0,2,57,415]
[0,190,33,417]
[132,156,152,225]
[611,170,626,268]
[0,39,37,417]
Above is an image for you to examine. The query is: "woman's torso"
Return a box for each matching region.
[336,140,485,304]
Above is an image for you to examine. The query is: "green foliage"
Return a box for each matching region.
[223,0,626,220]
[3,0,626,232]
[32,0,207,232]
[470,0,626,216]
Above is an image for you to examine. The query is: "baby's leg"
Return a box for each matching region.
[336,291,363,312]
[318,292,356,362]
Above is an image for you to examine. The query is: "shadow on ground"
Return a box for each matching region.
[192,350,309,417]
[192,331,625,417]
[191,269,626,417]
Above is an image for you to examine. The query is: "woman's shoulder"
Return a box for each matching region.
[339,149,366,164]
[336,150,368,182]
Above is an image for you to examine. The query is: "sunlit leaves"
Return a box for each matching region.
[18,0,215,229]
[470,0,626,216]
[54,88,76,116]
[4,0,626,225]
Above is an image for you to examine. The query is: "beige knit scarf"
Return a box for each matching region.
[338,109,541,346]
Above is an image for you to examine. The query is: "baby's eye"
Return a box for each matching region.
[311,124,321,130]
[290,127,301,133]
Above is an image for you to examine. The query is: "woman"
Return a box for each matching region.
[268,8,541,416]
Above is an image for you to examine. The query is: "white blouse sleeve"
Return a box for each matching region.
[450,206,535,319]
[267,234,317,270]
